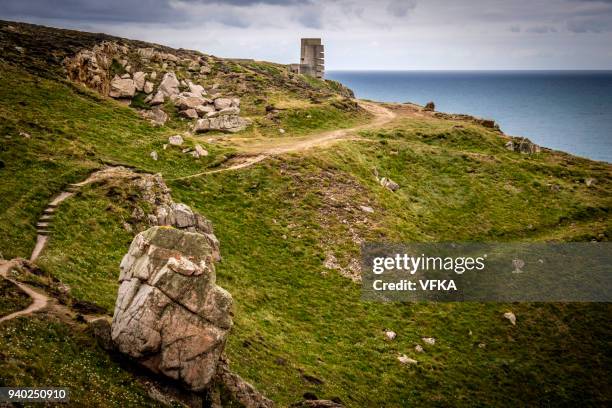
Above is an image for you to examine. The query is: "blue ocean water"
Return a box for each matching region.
[327,71,612,163]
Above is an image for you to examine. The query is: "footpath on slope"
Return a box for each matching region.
[172,100,397,180]
[0,101,396,322]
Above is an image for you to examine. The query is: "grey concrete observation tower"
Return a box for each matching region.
[289,38,324,79]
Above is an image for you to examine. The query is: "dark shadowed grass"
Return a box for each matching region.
[0,315,163,407]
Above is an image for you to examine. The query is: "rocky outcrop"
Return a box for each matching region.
[159,72,180,97]
[109,75,136,98]
[112,226,232,392]
[140,107,168,126]
[505,137,541,154]
[65,41,248,132]
[194,114,250,133]
[214,356,275,408]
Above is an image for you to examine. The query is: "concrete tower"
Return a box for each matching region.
[289,38,324,79]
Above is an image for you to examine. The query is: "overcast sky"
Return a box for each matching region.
[2,0,611,69]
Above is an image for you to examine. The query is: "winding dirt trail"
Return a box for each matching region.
[1,101,396,324]
[0,260,49,323]
[173,100,396,180]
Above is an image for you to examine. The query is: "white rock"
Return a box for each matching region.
[359,205,374,213]
[194,144,208,158]
[150,151,158,161]
[121,73,131,79]
[133,71,147,91]
[230,98,240,107]
[195,105,215,116]
[218,107,240,116]
[180,109,198,119]
[503,312,516,325]
[188,81,206,97]
[213,97,232,110]
[144,81,154,94]
[168,135,184,146]
[385,330,397,340]
[150,91,165,105]
[398,355,417,365]
[279,128,286,134]
[109,76,136,98]
[150,71,157,80]
[422,337,435,345]
[415,344,424,353]
[159,72,180,97]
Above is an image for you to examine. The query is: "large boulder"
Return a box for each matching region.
[140,108,168,126]
[109,75,136,98]
[112,226,232,392]
[194,115,250,133]
[159,72,180,97]
[176,95,207,110]
[133,71,147,91]
[213,97,233,110]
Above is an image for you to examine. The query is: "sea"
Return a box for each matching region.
[326,71,612,163]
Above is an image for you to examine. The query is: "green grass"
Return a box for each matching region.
[0,315,163,407]
[0,62,232,259]
[0,278,32,316]
[0,30,611,407]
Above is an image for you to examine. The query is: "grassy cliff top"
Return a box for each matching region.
[0,21,610,407]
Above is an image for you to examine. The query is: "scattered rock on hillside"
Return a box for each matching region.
[379,177,399,192]
[194,115,250,133]
[109,75,135,98]
[159,72,180,97]
[140,107,168,126]
[506,137,541,154]
[149,90,165,105]
[398,355,417,365]
[503,311,516,325]
[188,81,205,97]
[112,226,232,391]
[415,344,424,353]
[150,150,158,161]
[385,330,397,340]
[424,101,435,111]
[132,71,146,91]
[422,337,435,345]
[194,144,208,158]
[168,135,184,146]
[359,205,374,213]
[213,97,232,110]
[585,178,596,187]
[180,109,198,119]
[143,81,154,94]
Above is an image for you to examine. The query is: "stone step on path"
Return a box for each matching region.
[31,186,80,262]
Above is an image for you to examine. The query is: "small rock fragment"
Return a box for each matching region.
[415,344,424,353]
[150,151,158,161]
[398,355,417,365]
[385,330,397,340]
[168,135,184,146]
[503,311,516,325]
[359,205,374,213]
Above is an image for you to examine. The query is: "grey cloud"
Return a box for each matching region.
[526,25,557,33]
[509,25,522,32]
[566,17,612,32]
[386,0,417,17]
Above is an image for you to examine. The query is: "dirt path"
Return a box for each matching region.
[0,260,49,323]
[173,100,396,180]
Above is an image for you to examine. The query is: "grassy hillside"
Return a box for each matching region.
[1,21,611,407]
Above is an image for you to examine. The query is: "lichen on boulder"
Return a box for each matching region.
[111,226,232,391]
